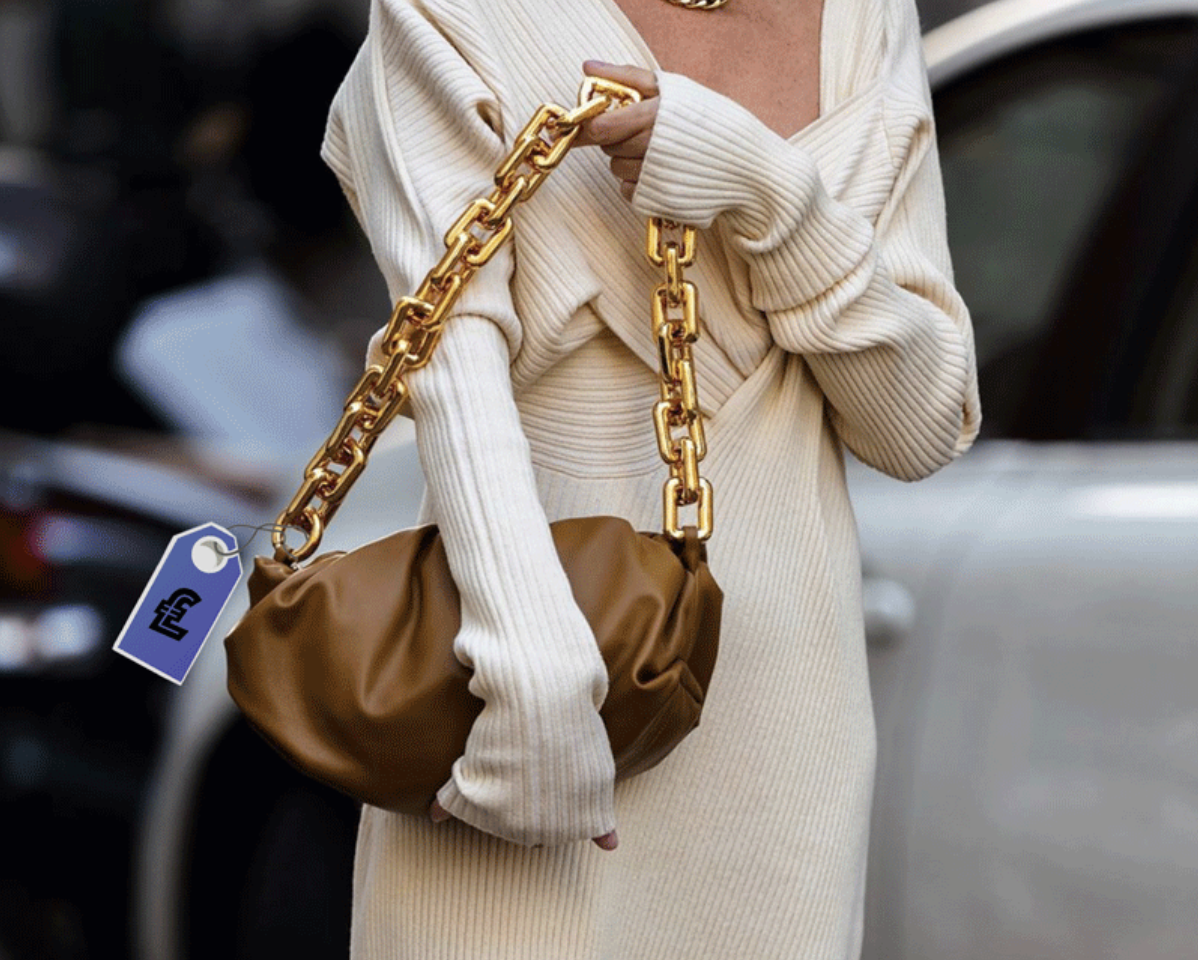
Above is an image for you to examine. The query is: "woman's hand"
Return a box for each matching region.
[573,61,661,202]
[420,608,619,852]
[428,798,620,851]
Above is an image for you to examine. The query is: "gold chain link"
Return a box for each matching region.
[271,76,713,565]
[646,218,713,542]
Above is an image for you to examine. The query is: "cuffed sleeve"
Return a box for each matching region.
[630,6,981,481]
[321,0,616,845]
[410,317,616,846]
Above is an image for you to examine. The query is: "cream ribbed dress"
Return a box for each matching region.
[319,0,981,956]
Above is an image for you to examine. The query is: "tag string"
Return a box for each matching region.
[215,523,293,557]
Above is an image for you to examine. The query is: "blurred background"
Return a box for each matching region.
[2,0,1196,958]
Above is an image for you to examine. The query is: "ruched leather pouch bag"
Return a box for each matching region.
[225,518,721,816]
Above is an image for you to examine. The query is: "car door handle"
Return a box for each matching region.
[862,576,916,647]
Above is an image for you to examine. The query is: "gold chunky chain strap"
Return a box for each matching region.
[272,77,713,566]
[647,218,713,542]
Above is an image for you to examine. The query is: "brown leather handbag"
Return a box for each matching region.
[223,76,721,818]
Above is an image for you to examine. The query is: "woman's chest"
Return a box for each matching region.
[605,0,825,140]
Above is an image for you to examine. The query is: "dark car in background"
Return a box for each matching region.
[0,2,380,957]
[0,430,272,959]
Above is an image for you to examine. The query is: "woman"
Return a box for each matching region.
[321,0,981,956]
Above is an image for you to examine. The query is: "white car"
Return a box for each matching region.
[136,2,1198,958]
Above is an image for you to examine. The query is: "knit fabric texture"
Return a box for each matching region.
[321,0,981,955]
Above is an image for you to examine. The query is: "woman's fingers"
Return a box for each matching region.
[601,123,655,157]
[431,798,619,851]
[572,61,660,152]
[573,60,659,204]
[582,60,660,98]
[571,99,658,150]
[609,156,642,202]
[608,156,643,181]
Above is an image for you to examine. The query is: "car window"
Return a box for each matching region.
[933,19,1198,439]
[1117,211,1198,438]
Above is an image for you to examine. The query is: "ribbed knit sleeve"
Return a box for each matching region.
[321,0,616,846]
[630,0,981,481]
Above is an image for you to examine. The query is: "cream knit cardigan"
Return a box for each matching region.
[321,0,980,955]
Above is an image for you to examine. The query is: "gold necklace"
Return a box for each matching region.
[660,0,730,9]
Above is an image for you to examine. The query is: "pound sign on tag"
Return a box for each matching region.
[113,522,242,684]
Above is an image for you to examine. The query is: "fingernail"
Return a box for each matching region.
[584,60,610,69]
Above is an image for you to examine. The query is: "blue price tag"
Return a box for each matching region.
[113,522,242,684]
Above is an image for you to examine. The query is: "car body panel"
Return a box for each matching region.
[850,443,1198,960]
[903,446,1198,960]
[925,0,1198,85]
